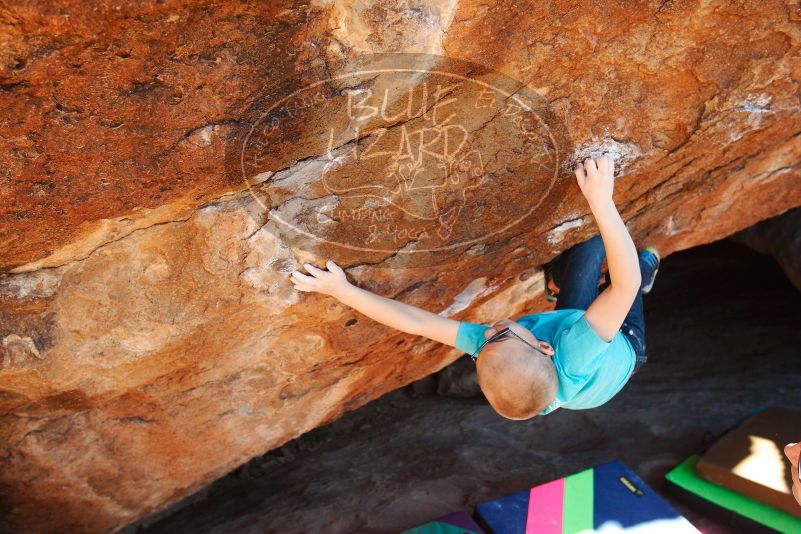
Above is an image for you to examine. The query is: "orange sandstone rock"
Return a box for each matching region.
[1,1,801,532]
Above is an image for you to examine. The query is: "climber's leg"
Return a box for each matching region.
[551,235,606,311]
[616,247,660,374]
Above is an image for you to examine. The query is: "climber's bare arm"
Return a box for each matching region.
[291,260,460,348]
[575,155,641,342]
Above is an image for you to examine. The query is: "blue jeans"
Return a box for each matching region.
[550,235,648,374]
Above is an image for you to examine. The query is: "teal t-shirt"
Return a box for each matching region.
[455,309,636,415]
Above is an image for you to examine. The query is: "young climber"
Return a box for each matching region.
[291,155,660,420]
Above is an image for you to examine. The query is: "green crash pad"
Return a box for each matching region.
[695,406,801,519]
[665,455,801,534]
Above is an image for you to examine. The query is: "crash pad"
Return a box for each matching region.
[474,460,698,533]
[694,405,801,519]
[403,511,486,534]
[665,454,801,533]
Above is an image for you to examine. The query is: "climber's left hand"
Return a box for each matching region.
[291,260,351,298]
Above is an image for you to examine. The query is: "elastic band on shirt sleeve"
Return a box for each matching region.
[455,321,491,356]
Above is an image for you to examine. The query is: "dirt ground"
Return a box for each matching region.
[127,239,801,534]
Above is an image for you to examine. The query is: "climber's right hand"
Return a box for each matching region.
[575,154,614,209]
[291,259,352,298]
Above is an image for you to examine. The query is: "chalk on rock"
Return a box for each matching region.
[563,138,643,178]
[475,460,699,533]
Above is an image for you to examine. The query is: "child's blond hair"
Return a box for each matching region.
[476,346,558,419]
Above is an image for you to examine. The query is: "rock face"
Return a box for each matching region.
[1,1,800,532]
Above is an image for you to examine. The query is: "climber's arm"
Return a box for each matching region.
[333,283,460,346]
[291,260,460,347]
[575,156,641,342]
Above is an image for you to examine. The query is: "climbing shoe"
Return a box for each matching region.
[639,246,660,294]
[544,258,559,302]
[602,246,661,294]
